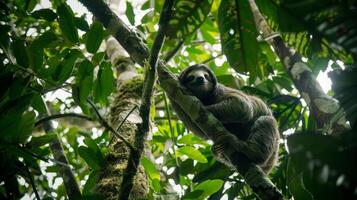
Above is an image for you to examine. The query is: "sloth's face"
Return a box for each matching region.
[184,69,214,98]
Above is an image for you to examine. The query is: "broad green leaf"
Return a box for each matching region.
[52,49,82,83]
[141,156,160,180]
[287,159,314,200]
[166,0,213,39]
[217,74,243,89]
[16,111,36,143]
[287,133,357,200]
[8,75,30,99]
[0,70,14,99]
[31,9,57,21]
[1,111,36,144]
[83,137,106,167]
[57,3,79,43]
[177,146,207,163]
[74,16,90,31]
[86,21,104,53]
[74,59,94,104]
[28,31,57,71]
[125,1,135,25]
[78,145,104,170]
[1,144,41,174]
[200,21,218,44]
[0,94,34,142]
[177,133,207,146]
[94,62,114,104]
[183,190,204,200]
[218,0,259,75]
[83,170,101,193]
[255,0,352,60]
[193,179,224,199]
[330,66,357,128]
[92,52,105,65]
[11,39,29,68]
[27,134,57,148]
[31,94,47,114]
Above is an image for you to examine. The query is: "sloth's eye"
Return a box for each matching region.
[186,76,194,83]
[204,74,210,81]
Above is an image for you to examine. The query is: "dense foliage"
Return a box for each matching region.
[0,0,356,199]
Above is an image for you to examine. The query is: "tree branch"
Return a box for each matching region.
[35,113,93,127]
[248,0,349,134]
[119,0,174,199]
[164,40,185,62]
[43,103,81,199]
[24,162,40,200]
[77,0,283,199]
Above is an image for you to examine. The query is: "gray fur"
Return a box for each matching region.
[174,64,280,174]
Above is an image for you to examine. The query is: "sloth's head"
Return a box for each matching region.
[179,64,217,99]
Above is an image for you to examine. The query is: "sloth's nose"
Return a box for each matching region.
[197,76,204,83]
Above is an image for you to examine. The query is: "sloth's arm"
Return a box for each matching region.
[170,100,209,139]
[205,95,254,123]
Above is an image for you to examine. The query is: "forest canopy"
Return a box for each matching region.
[0,0,356,200]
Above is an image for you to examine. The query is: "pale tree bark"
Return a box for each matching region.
[93,3,149,199]
[95,57,149,199]
[248,0,350,134]
[77,0,283,199]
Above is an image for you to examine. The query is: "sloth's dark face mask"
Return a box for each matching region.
[184,69,214,99]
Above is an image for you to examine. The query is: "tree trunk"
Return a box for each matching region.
[94,32,149,198]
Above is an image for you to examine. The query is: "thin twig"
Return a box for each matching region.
[201,53,223,64]
[119,1,174,199]
[115,105,138,132]
[24,162,41,200]
[164,40,184,62]
[86,100,136,151]
[35,113,93,127]
[43,102,82,199]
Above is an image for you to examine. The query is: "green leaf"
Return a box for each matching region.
[286,133,357,200]
[57,3,79,43]
[28,31,57,71]
[16,111,36,143]
[52,49,82,83]
[218,0,259,75]
[78,145,104,170]
[27,134,57,148]
[74,16,90,31]
[92,52,105,65]
[86,21,104,53]
[330,66,357,129]
[183,190,204,200]
[0,94,34,143]
[166,0,213,39]
[1,111,36,144]
[287,159,314,200]
[94,62,114,104]
[255,0,353,60]
[31,94,47,114]
[83,137,105,167]
[177,133,207,146]
[11,39,29,68]
[125,1,135,25]
[31,9,57,21]
[74,59,94,104]
[192,179,224,199]
[8,75,30,99]
[83,170,101,193]
[141,156,160,180]
[177,146,207,163]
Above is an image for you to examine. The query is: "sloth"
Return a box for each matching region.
[171,64,280,173]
